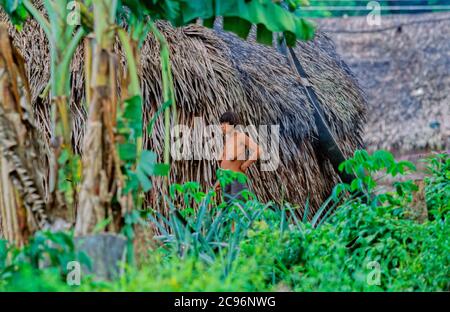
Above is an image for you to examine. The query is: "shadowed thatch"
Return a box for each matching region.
[319,13,450,157]
[1,12,367,215]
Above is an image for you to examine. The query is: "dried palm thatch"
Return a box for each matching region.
[1,11,367,216]
[319,12,450,157]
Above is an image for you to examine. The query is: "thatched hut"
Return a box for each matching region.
[319,13,450,159]
[1,12,367,214]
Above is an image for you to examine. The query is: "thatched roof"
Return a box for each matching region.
[1,11,367,214]
[318,13,450,156]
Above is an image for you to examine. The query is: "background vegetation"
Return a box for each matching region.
[1,151,448,291]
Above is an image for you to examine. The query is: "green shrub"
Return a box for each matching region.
[1,150,448,292]
[424,153,450,219]
[287,150,449,291]
[0,231,90,291]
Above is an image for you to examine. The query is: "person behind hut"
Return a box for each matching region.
[213,111,261,202]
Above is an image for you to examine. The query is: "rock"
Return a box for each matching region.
[75,233,128,281]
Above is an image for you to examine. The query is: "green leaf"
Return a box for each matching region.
[132,150,171,192]
[256,23,272,45]
[223,16,252,40]
[118,143,137,161]
[124,171,140,194]
[168,0,314,45]
[398,160,416,172]
[93,217,112,234]
[0,0,29,27]
[203,16,215,28]
[136,168,152,192]
[332,184,347,201]
[284,31,297,47]
[153,163,170,176]
[138,150,158,173]
[123,95,143,139]
[147,100,172,136]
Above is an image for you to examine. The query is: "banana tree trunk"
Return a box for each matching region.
[75,50,117,235]
[75,0,119,235]
[0,24,48,243]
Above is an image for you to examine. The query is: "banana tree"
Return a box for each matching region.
[75,0,161,235]
[0,0,88,233]
[15,0,87,222]
[0,24,47,245]
[0,0,315,238]
[75,0,316,235]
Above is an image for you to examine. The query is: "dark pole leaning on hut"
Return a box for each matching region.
[276,35,355,185]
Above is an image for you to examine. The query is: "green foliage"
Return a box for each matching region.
[296,199,449,291]
[0,0,28,27]
[287,150,449,291]
[120,0,315,45]
[124,150,170,193]
[0,231,91,291]
[121,95,143,141]
[1,151,448,292]
[83,253,269,291]
[143,150,448,291]
[57,149,82,206]
[336,149,417,202]
[117,96,170,195]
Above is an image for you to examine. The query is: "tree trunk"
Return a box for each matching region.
[0,24,48,243]
[75,1,119,235]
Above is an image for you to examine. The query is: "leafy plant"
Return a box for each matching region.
[1,151,449,292]
[423,153,450,219]
[335,149,417,204]
[0,231,91,290]
[148,168,344,280]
